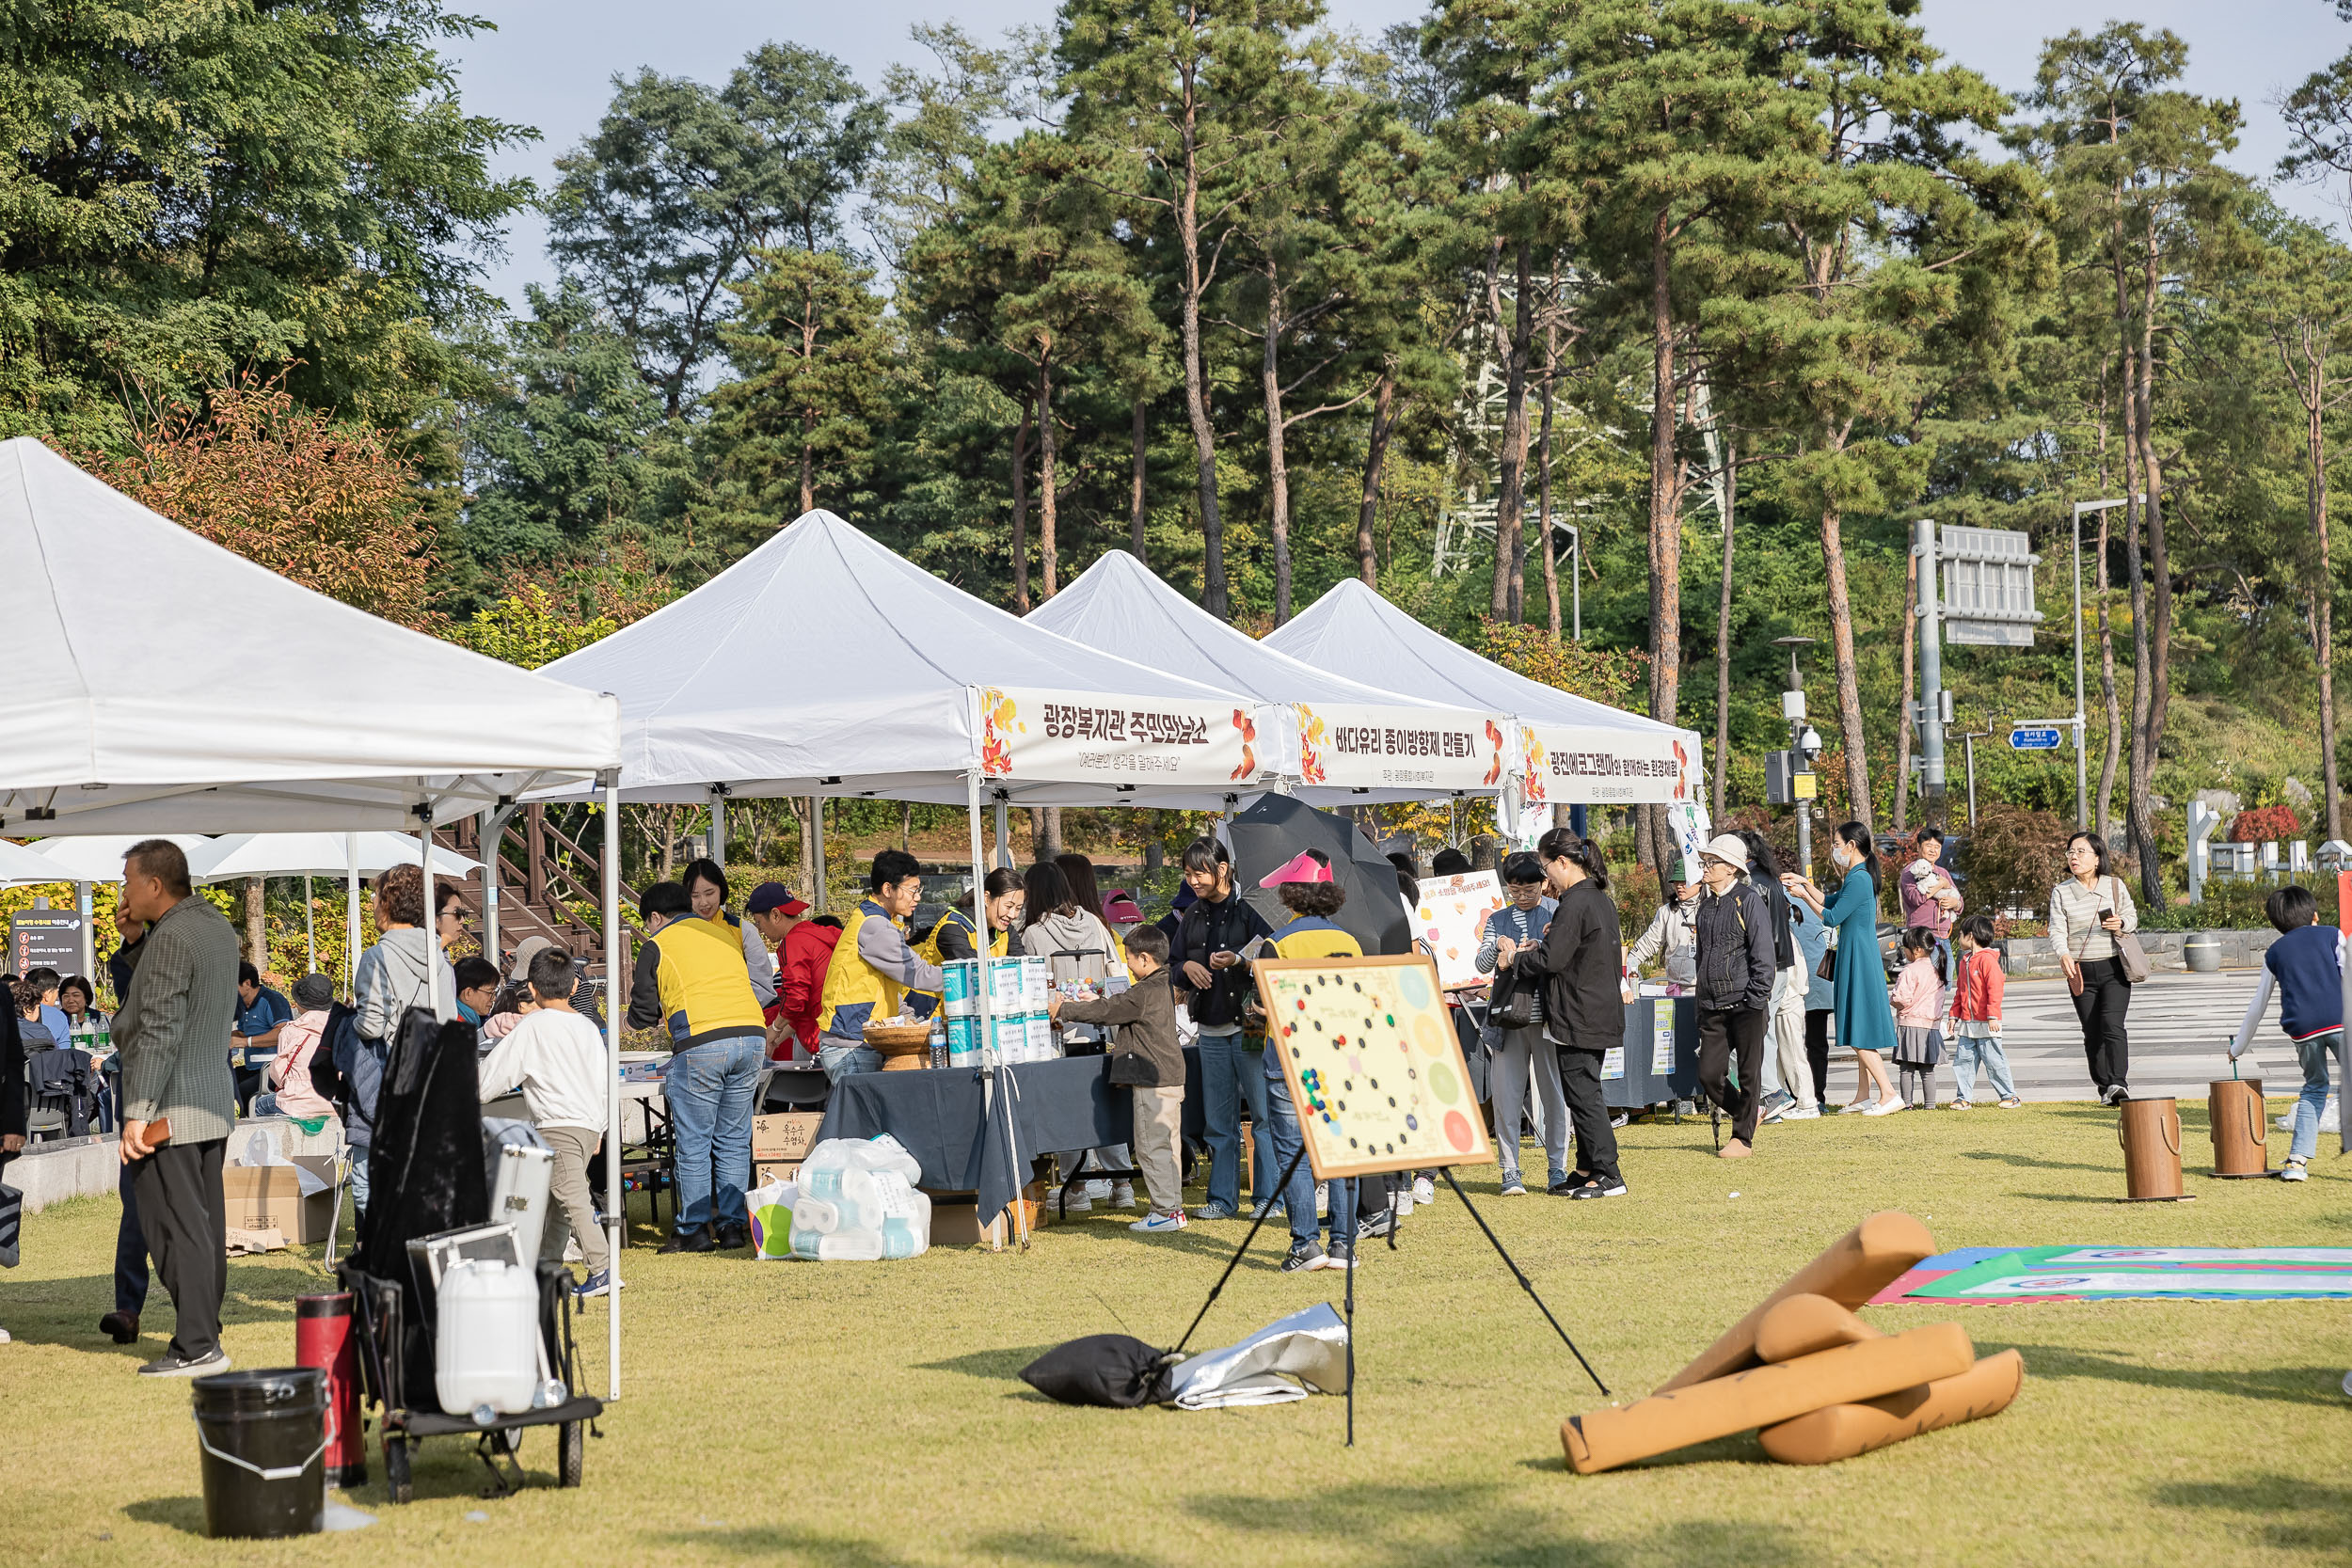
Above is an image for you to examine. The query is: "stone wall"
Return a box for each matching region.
[8,1116,342,1213]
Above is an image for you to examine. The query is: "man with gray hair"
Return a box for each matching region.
[115,838,241,1376]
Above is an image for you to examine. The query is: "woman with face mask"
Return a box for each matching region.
[1781,821,1904,1115]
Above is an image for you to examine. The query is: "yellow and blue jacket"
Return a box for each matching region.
[625,914,765,1050]
[818,899,945,1044]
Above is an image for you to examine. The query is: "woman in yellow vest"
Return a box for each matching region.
[817,850,944,1080]
[907,868,1024,1018]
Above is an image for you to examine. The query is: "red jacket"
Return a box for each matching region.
[776,920,842,1059]
[1950,946,2004,1023]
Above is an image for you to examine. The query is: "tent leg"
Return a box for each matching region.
[993,798,1010,870]
[345,833,361,995]
[304,875,315,974]
[419,809,440,1015]
[709,788,726,870]
[76,881,94,981]
[812,798,827,913]
[602,774,624,1402]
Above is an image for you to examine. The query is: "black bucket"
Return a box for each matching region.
[192,1368,327,1539]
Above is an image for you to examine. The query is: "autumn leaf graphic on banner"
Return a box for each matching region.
[1522,731,1548,807]
[1672,736,1690,800]
[1482,721,1505,786]
[1295,705,1328,784]
[1229,707,1258,782]
[979,686,1019,776]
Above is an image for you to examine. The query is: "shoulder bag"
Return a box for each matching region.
[2108,877,2152,984]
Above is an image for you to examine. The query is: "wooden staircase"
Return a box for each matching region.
[434,804,640,970]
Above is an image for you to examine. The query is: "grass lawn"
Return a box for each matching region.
[4,1101,2349,1566]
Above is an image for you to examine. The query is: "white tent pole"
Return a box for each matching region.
[480,808,500,963]
[418,810,441,1016]
[75,880,94,979]
[344,832,361,995]
[304,875,315,974]
[811,797,826,913]
[708,787,726,870]
[993,798,1010,870]
[601,772,624,1401]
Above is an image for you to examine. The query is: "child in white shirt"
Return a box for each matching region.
[477,946,613,1298]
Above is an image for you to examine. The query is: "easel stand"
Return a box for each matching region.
[1169,1149,1608,1449]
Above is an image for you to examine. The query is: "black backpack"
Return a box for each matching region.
[310,999,358,1109]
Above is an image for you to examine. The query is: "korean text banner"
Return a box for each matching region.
[1522,723,1693,806]
[1294,703,1508,794]
[977,686,1266,788]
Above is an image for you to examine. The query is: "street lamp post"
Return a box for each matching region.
[1557,522,1582,641]
[2070,498,2135,832]
[1772,635,1820,878]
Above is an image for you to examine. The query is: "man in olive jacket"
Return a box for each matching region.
[115,839,242,1376]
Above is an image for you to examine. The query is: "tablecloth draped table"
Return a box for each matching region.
[814,1055,1132,1226]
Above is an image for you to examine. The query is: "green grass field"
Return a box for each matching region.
[4,1101,2349,1566]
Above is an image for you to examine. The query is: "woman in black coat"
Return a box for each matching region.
[1503,829,1627,1198]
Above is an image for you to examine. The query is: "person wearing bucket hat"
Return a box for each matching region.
[1692,834,1776,1159]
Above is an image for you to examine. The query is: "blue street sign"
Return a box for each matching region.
[2009,726,2062,752]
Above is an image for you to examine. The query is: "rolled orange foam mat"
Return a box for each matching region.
[1658,1212,1934,1393]
[1753,1293,1883,1364]
[1563,1323,1975,1475]
[1756,1349,2026,1465]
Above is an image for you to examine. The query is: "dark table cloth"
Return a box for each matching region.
[814,1055,1132,1226]
[1604,995,1700,1108]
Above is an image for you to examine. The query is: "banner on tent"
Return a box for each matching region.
[1522,724,1692,806]
[976,686,1263,786]
[1293,704,1504,793]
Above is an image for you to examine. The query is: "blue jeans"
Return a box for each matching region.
[1264,1055,1356,1250]
[1198,1030,1275,1212]
[2290,1031,2344,1162]
[348,1148,370,1221]
[1951,1024,2017,1103]
[663,1035,763,1232]
[818,1041,882,1082]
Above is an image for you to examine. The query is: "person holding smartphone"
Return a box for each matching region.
[2050,831,2137,1103]
[1168,837,1273,1222]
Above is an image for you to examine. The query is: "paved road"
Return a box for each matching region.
[1824,968,2297,1105]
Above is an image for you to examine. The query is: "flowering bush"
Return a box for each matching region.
[2228,804,2302,843]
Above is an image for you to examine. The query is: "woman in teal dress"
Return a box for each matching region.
[1783,821,1904,1114]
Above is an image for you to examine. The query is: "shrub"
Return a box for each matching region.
[1958,802,2070,922]
[2228,804,2302,844]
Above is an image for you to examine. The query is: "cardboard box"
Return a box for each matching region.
[751,1111,824,1163]
[220,1156,337,1244]
[929,1182,1050,1251]
[755,1161,803,1188]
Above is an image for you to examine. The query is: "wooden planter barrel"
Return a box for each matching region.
[2207,1078,2269,1178]
[2118,1097,2193,1202]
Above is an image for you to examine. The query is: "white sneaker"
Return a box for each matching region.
[1110,1182,1136,1209]
[1393,1190,1414,1220]
[1084,1179,1112,1201]
[1781,1105,1821,1120]
[1839,1099,1875,1115]
[1864,1097,1905,1117]
[1412,1176,1435,1207]
[1059,1192,1092,1213]
[1501,1180,1528,1196]
[2282,1161,2309,1182]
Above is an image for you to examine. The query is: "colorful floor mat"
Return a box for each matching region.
[1870,1246,2352,1304]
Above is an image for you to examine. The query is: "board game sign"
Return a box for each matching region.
[1254,953,1493,1180]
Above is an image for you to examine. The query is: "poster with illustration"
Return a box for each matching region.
[1253,954,1495,1180]
[1413,870,1506,990]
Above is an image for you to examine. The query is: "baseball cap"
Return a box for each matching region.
[747,881,810,917]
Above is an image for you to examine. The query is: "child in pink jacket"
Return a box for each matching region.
[1889,928,1945,1110]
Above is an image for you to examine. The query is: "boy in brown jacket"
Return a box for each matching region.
[1050,927,1186,1232]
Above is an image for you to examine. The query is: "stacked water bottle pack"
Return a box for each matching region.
[938,956,1057,1064]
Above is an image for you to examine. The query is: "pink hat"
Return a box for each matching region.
[1102,890,1145,925]
[1258,849,1334,888]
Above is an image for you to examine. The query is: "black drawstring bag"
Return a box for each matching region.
[1019,1335,1177,1408]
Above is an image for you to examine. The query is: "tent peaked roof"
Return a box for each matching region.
[541,511,1255,801]
[0,438,620,833]
[1264,578,1680,737]
[1030,549,1466,713]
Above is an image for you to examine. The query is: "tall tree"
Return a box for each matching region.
[548,43,883,419]
[2029,25,2244,898]
[1059,0,1325,620]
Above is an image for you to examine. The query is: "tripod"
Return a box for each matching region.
[1170,1148,1608,1446]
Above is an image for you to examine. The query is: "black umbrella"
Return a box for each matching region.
[1226,795,1412,957]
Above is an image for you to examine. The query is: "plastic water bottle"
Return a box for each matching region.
[929,1017,947,1070]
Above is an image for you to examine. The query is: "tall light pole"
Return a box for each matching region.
[1773,635,1819,877]
[1557,521,1582,641]
[2071,498,2135,832]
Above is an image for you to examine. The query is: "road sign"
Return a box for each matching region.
[2009,726,2062,752]
[1941,525,2042,646]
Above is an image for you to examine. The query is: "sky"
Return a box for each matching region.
[444,0,2351,311]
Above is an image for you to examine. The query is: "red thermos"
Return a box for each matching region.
[294,1291,367,1486]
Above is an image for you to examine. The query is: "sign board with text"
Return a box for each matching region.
[2009,726,2063,752]
[976,686,1267,789]
[1294,702,1506,794]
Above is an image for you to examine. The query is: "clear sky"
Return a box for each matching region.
[446,0,2350,310]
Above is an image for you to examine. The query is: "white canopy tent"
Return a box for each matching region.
[1264,578,1709,863]
[195,832,481,981]
[1027,550,1513,803]
[0,438,632,1400]
[539,510,1275,811]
